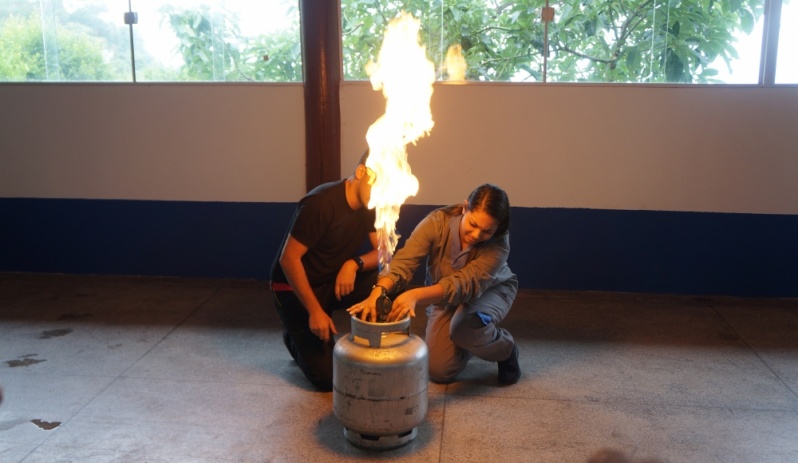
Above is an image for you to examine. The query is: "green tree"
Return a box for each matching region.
[546,0,763,82]
[0,13,117,81]
[340,0,764,83]
[239,30,302,82]
[161,5,301,82]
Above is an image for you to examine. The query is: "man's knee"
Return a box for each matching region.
[297,354,333,392]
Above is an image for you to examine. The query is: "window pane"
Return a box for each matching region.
[546,0,766,83]
[341,0,545,81]
[341,0,766,84]
[776,0,798,84]
[710,8,763,84]
[0,0,131,82]
[132,0,301,82]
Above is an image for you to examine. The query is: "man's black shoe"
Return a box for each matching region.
[497,344,521,385]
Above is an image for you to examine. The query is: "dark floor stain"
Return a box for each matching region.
[31,419,61,430]
[5,355,47,368]
[108,343,123,349]
[39,328,73,339]
[58,312,93,321]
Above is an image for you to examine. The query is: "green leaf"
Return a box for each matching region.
[626,46,641,69]
[666,52,686,82]
[740,9,754,34]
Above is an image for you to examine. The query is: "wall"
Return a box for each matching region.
[342,83,798,214]
[0,84,305,202]
[1,82,797,296]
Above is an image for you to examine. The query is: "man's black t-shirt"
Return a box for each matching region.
[271,180,376,288]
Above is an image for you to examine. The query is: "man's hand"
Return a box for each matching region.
[308,309,337,343]
[334,259,358,300]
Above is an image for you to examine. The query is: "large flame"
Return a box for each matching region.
[365,12,435,274]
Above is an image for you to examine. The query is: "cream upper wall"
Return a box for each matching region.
[0,84,306,202]
[342,83,798,214]
[1,82,796,214]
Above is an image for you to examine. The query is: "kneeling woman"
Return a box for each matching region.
[349,183,520,385]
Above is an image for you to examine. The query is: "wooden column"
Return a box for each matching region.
[300,0,342,191]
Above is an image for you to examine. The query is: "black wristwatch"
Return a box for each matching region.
[373,284,388,296]
[352,255,364,271]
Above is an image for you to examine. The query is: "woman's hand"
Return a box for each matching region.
[347,294,379,322]
[387,290,418,322]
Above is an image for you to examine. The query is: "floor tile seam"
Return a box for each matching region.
[9,413,66,462]
[113,284,225,380]
[710,304,798,401]
[442,392,798,413]
[21,285,229,456]
[437,390,450,463]
[0,440,47,451]
[113,374,294,389]
[47,415,268,431]
[16,445,228,463]
[0,371,118,379]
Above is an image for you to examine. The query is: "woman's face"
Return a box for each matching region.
[357,165,377,207]
[460,205,498,247]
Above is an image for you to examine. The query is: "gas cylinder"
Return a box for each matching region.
[333,315,428,449]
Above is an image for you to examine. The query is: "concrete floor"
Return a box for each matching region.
[0,273,796,463]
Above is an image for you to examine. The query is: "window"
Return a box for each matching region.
[2,0,791,85]
[0,0,301,82]
[545,0,765,83]
[341,0,777,84]
[775,0,797,84]
[0,0,131,81]
[132,0,301,82]
[341,0,545,81]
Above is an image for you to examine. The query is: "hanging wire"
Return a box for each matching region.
[438,0,444,78]
[664,1,671,81]
[650,0,657,82]
[40,0,61,80]
[543,0,550,82]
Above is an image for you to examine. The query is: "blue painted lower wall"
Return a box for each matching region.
[1,198,796,297]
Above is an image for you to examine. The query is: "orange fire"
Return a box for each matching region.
[365,12,436,274]
[444,44,467,81]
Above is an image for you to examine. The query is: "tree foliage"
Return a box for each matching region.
[0,13,117,81]
[161,5,301,82]
[0,1,301,83]
[1,0,764,83]
[0,0,131,81]
[341,0,764,83]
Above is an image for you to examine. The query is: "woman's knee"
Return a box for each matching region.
[450,311,492,348]
[427,345,469,383]
[428,359,464,384]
